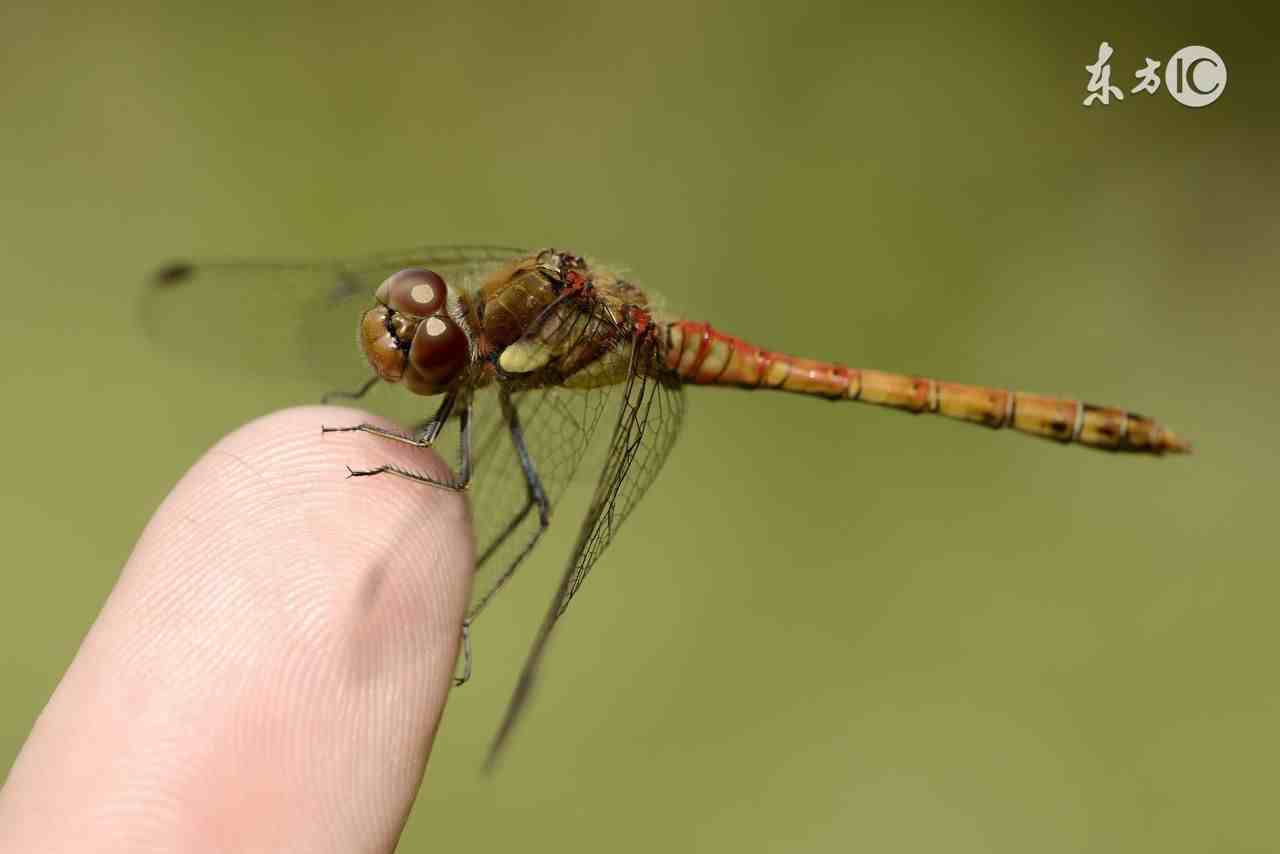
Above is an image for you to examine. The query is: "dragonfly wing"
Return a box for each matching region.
[464,289,637,617]
[463,383,613,618]
[142,245,525,387]
[483,336,686,769]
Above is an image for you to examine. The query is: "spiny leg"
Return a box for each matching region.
[467,387,553,617]
[322,389,457,448]
[345,396,472,490]
[453,618,473,686]
[332,394,479,681]
[344,464,468,491]
[320,374,379,405]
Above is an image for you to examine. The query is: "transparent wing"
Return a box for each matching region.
[142,241,615,621]
[141,244,525,388]
[557,364,685,614]
[462,382,613,618]
[484,336,686,768]
[463,288,637,618]
[143,241,589,613]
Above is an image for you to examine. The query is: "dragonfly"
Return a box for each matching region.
[144,245,1191,767]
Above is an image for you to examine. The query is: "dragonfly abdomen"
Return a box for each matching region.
[663,320,1190,455]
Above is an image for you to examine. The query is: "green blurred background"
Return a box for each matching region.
[2,1,1276,851]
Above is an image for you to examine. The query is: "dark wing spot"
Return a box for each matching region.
[151,261,195,286]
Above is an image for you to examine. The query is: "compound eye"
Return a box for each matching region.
[408,313,468,388]
[375,268,448,317]
[358,306,406,382]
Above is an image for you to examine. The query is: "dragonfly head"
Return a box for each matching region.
[359,268,470,396]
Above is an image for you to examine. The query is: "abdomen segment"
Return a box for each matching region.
[662,320,1191,455]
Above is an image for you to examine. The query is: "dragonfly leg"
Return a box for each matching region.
[501,389,551,530]
[321,389,457,447]
[345,464,468,491]
[467,389,552,617]
[320,374,378,405]
[345,400,473,491]
[325,423,433,448]
[453,618,473,686]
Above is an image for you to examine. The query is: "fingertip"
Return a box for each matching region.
[134,404,474,635]
[2,406,474,853]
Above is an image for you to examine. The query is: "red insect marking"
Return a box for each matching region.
[911,377,931,411]
[832,363,851,396]
[709,334,735,383]
[627,306,652,334]
[690,323,714,379]
[563,270,589,294]
[755,348,774,388]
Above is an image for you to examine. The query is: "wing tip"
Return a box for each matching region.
[150,261,196,287]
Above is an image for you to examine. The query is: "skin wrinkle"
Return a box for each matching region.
[0,406,474,854]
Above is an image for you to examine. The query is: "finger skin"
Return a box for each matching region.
[0,406,473,854]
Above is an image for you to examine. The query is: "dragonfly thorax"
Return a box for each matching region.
[474,250,585,354]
